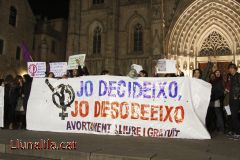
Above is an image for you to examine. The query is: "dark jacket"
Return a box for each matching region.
[229,72,240,100]
[22,81,32,110]
[4,83,11,108]
[9,84,20,107]
[210,78,224,101]
[78,65,89,76]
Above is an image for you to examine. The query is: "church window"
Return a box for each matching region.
[93,26,102,54]
[9,6,17,27]
[199,31,231,56]
[134,23,143,52]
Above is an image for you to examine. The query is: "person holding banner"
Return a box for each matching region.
[75,59,89,77]
[78,65,89,76]
[193,61,213,80]
[228,63,240,139]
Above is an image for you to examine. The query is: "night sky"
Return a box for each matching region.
[28,0,69,19]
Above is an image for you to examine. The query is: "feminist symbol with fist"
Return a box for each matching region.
[45,79,75,120]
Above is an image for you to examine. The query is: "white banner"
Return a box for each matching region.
[27,76,211,139]
[156,59,176,74]
[49,62,68,77]
[27,62,46,77]
[0,86,4,127]
[67,54,86,70]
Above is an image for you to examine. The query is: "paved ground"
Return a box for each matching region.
[0,153,55,160]
[0,129,239,160]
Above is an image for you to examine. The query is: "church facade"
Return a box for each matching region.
[0,0,35,77]
[66,0,240,76]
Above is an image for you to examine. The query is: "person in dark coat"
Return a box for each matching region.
[206,73,217,133]
[15,75,24,129]
[22,74,32,129]
[71,65,89,77]
[228,63,240,138]
[101,70,110,75]
[7,76,20,129]
[79,65,89,76]
[3,74,14,129]
[212,70,225,133]
[206,71,225,134]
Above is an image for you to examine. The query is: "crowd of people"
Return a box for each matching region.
[0,61,240,140]
[192,62,240,140]
[1,74,32,130]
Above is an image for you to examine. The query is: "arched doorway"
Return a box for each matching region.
[166,0,240,75]
[198,31,232,74]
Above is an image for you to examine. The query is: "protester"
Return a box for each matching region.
[7,76,20,129]
[222,72,231,131]
[101,70,110,75]
[72,69,80,77]
[22,74,33,129]
[202,61,214,81]
[3,75,14,129]
[176,68,184,77]
[75,59,89,76]
[47,72,55,78]
[139,70,148,77]
[0,79,3,86]
[178,72,184,77]
[212,71,225,134]
[192,69,202,79]
[79,65,89,76]
[228,63,240,139]
[215,70,225,106]
[15,75,25,129]
[72,66,89,77]
[127,68,138,78]
[206,73,217,133]
[62,74,68,79]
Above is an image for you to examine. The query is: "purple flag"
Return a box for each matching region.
[20,42,33,62]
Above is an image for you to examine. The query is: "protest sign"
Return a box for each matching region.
[156,59,176,74]
[27,62,46,77]
[131,64,143,74]
[27,76,211,139]
[68,54,86,70]
[49,62,68,77]
[0,86,4,127]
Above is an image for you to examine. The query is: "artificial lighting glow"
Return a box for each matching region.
[20,70,28,76]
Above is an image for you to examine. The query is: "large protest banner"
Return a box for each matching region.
[0,86,4,127]
[27,76,211,139]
